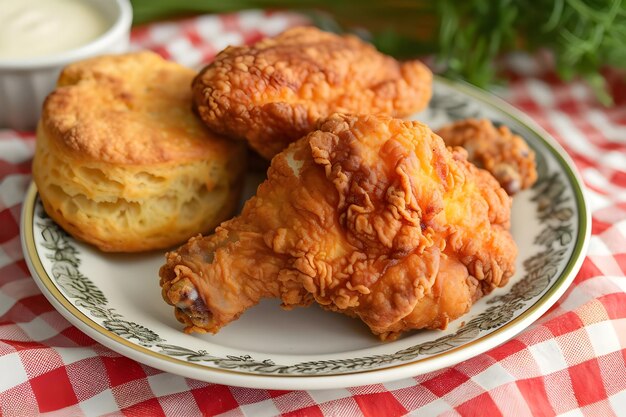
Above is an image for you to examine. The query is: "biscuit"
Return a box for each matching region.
[33,52,246,252]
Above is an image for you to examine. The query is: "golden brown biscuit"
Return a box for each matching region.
[192,27,433,159]
[33,52,246,252]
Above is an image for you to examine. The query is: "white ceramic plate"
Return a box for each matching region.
[21,78,590,390]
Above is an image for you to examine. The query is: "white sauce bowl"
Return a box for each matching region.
[0,0,133,130]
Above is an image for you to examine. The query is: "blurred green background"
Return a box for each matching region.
[130,0,626,105]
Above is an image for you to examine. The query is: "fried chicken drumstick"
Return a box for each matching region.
[436,118,537,195]
[192,27,432,159]
[160,114,517,341]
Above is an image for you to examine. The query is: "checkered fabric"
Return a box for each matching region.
[1,10,625,417]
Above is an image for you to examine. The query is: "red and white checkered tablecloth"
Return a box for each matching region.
[1,10,626,417]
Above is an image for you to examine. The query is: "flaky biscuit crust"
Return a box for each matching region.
[43,52,235,165]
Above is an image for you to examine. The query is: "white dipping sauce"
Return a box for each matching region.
[0,0,111,59]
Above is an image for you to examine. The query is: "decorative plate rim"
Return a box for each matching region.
[20,77,591,390]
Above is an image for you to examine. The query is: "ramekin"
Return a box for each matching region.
[0,0,133,130]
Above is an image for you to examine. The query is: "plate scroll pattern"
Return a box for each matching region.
[32,87,577,376]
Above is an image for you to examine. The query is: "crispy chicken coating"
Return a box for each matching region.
[436,118,537,195]
[160,114,517,341]
[192,27,432,159]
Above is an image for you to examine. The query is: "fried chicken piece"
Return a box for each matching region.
[435,118,537,195]
[192,27,432,159]
[160,114,517,341]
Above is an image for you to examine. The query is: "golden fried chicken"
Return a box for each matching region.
[160,114,517,341]
[435,118,537,195]
[192,27,432,159]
